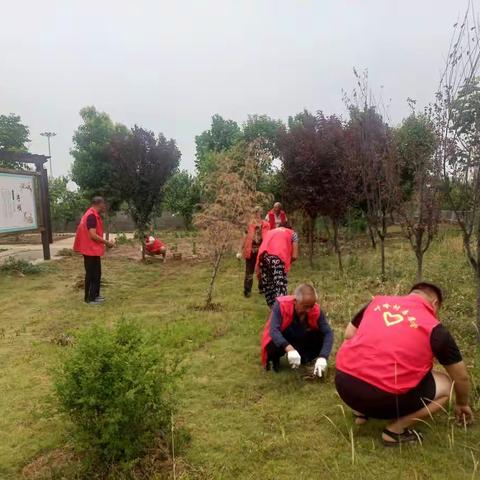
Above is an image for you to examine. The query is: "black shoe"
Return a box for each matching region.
[244,291,251,298]
[85,299,103,305]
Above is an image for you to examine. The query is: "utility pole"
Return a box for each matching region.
[40,132,56,178]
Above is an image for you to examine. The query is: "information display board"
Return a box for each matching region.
[0,172,38,234]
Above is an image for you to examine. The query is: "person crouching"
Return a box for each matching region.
[261,284,334,377]
[145,235,167,261]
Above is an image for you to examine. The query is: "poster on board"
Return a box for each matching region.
[0,172,38,234]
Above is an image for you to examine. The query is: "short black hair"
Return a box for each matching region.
[280,222,292,229]
[409,282,443,306]
[91,196,105,206]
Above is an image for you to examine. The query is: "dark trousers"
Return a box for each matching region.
[244,251,262,295]
[265,330,325,371]
[259,253,288,307]
[83,255,101,302]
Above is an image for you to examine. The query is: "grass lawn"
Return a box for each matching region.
[0,230,479,479]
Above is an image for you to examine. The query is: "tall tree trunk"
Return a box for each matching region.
[308,215,316,268]
[415,250,423,282]
[332,217,343,273]
[367,223,376,249]
[205,246,224,308]
[379,236,386,281]
[104,210,110,241]
[476,273,480,343]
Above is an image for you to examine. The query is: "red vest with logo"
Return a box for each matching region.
[243,220,270,259]
[256,227,294,273]
[336,294,439,394]
[268,209,287,229]
[73,207,105,257]
[261,295,320,366]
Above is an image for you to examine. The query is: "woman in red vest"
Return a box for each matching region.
[256,223,298,307]
[261,284,333,376]
[265,202,287,229]
[335,282,473,446]
[240,207,270,297]
[73,197,114,304]
[145,235,167,261]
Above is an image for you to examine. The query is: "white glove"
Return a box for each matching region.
[236,252,242,260]
[313,357,327,378]
[287,349,301,369]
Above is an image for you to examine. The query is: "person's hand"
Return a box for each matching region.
[455,405,474,426]
[236,252,242,260]
[287,349,301,369]
[313,357,327,378]
[106,240,115,248]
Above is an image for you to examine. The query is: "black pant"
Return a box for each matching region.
[83,255,101,302]
[265,329,325,370]
[335,370,436,419]
[244,250,261,295]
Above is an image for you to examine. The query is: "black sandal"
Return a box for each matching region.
[382,428,423,446]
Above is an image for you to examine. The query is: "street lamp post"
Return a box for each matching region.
[40,132,56,177]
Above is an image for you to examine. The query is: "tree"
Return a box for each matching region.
[280,111,353,269]
[71,106,128,221]
[110,126,180,259]
[0,113,30,169]
[163,170,201,230]
[195,144,270,309]
[49,176,88,232]
[434,2,480,340]
[395,111,440,281]
[195,114,241,177]
[344,72,399,280]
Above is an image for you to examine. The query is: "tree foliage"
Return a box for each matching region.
[395,112,440,280]
[195,143,270,308]
[280,111,353,269]
[110,126,180,258]
[0,113,30,169]
[49,176,88,232]
[195,114,241,178]
[163,170,201,230]
[71,106,128,212]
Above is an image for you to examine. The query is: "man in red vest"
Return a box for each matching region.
[261,284,333,375]
[265,202,287,229]
[256,223,298,307]
[240,207,270,297]
[335,282,473,446]
[73,197,115,304]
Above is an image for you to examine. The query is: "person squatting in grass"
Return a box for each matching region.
[256,223,299,308]
[335,282,474,446]
[239,206,270,298]
[73,196,115,305]
[145,234,167,261]
[261,284,334,378]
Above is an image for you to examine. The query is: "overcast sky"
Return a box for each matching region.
[0,0,469,177]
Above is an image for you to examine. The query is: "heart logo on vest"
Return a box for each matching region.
[383,311,404,327]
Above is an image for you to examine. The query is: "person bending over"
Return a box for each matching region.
[261,284,334,377]
[256,223,299,308]
[335,282,473,446]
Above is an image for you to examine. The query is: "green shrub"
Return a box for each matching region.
[0,257,41,275]
[115,232,131,245]
[56,248,77,257]
[54,320,178,471]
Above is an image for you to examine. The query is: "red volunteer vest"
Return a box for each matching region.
[268,209,287,229]
[261,295,320,366]
[146,238,165,254]
[243,220,270,259]
[336,294,439,394]
[256,227,294,273]
[73,207,105,257]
